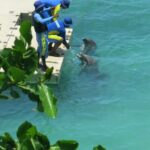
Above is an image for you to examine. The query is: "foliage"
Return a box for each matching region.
[0,20,57,118]
[19,20,32,46]
[38,83,57,118]
[93,145,106,150]
[0,121,106,150]
[0,132,17,149]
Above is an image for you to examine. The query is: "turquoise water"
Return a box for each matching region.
[1,0,150,149]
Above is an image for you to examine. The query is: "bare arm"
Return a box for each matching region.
[34,13,53,24]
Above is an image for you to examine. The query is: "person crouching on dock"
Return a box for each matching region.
[47,17,73,56]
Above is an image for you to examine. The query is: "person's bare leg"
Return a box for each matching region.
[48,42,53,54]
[50,41,62,56]
[52,41,62,52]
[41,56,48,71]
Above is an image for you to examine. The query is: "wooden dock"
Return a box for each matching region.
[0,4,73,84]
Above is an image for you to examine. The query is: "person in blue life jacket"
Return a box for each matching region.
[35,0,70,52]
[46,17,72,56]
[39,0,70,21]
[32,0,58,71]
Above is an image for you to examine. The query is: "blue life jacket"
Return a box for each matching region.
[47,20,66,39]
[32,11,47,33]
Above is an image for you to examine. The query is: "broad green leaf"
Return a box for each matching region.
[28,92,40,102]
[36,100,44,112]
[0,48,12,70]
[0,82,11,94]
[17,121,37,143]
[0,73,6,88]
[56,140,79,150]
[19,20,32,46]
[13,38,26,53]
[23,47,36,59]
[7,67,25,83]
[38,84,57,118]
[35,132,50,150]
[10,88,20,99]
[93,145,106,150]
[0,56,3,68]
[50,146,60,150]
[20,47,38,74]
[0,145,5,150]
[41,67,54,82]
[17,122,50,150]
[19,84,40,102]
[20,138,45,150]
[0,132,17,149]
[0,94,9,99]
[0,48,12,58]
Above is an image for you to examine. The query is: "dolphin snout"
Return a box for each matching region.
[76,53,82,58]
[82,38,86,41]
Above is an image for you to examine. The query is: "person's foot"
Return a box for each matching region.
[42,65,48,72]
[38,63,43,69]
[48,43,53,51]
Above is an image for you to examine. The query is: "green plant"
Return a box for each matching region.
[0,121,106,150]
[0,20,57,118]
[93,145,106,150]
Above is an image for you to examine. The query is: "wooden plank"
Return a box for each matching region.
[6,25,19,48]
[0,13,19,49]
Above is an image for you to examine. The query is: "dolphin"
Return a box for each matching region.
[81,38,97,54]
[77,53,96,66]
[77,53,102,78]
[76,53,108,80]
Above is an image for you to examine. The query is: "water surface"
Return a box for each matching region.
[1,0,150,149]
